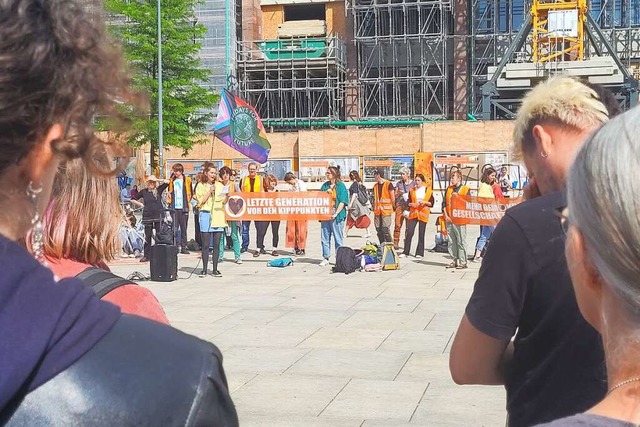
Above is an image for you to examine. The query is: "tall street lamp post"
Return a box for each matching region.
[157,0,164,178]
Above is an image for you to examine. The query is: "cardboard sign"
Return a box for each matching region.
[224,191,332,221]
[450,194,522,226]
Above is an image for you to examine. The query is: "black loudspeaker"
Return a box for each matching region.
[149,244,178,282]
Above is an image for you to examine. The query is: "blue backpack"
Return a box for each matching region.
[267,257,293,268]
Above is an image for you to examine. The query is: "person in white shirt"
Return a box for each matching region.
[120,184,131,203]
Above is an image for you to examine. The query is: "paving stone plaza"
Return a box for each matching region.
[109,219,505,426]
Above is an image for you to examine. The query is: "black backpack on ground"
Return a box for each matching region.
[332,246,360,275]
[75,267,133,299]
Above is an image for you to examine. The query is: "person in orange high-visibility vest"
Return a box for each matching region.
[442,170,470,269]
[373,169,395,244]
[400,174,434,259]
[240,162,263,253]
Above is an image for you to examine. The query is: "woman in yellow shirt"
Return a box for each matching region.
[195,162,227,277]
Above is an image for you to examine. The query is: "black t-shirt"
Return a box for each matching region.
[465,191,606,427]
[132,183,168,221]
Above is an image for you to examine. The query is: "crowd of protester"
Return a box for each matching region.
[3,0,640,423]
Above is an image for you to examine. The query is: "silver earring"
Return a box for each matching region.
[540,151,548,158]
[27,182,45,263]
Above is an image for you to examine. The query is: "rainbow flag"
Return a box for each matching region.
[214,89,271,163]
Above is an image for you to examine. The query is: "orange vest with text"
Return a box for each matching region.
[374,181,393,216]
[408,187,433,223]
[242,175,263,193]
[445,184,469,218]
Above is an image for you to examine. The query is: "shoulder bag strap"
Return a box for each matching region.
[75,267,134,299]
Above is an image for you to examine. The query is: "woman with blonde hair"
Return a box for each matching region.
[471,166,500,263]
[41,154,169,323]
[0,0,237,423]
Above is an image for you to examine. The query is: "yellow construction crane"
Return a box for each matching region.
[532,0,588,63]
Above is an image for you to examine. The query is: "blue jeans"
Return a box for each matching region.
[241,221,251,250]
[320,219,344,260]
[476,225,495,252]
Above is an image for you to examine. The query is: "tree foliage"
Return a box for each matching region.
[105,0,218,160]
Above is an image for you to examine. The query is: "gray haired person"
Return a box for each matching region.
[540,107,640,426]
[393,166,415,249]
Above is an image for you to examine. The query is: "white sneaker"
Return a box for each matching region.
[319,259,330,267]
[399,253,407,258]
[415,255,423,259]
[472,257,483,263]
[235,258,243,264]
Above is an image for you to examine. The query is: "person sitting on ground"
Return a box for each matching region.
[449,77,614,427]
[346,170,373,238]
[284,172,308,256]
[255,174,280,257]
[41,155,169,324]
[0,0,237,423]
[538,107,640,427]
[442,170,470,269]
[400,174,433,259]
[130,175,169,262]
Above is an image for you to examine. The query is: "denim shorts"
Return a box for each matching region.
[199,211,224,233]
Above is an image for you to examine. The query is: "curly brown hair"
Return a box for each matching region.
[0,0,141,174]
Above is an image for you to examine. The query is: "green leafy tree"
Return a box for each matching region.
[105,0,218,167]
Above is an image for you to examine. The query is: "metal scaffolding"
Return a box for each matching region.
[236,36,347,126]
[470,0,640,118]
[351,0,451,120]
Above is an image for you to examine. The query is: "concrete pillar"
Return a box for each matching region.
[344,2,359,120]
[452,0,469,120]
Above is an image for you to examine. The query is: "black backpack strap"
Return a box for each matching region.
[75,267,134,299]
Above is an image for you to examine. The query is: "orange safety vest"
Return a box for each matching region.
[242,175,262,193]
[373,180,393,216]
[445,184,469,218]
[408,186,433,223]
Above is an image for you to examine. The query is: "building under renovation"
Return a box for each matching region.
[228,0,639,126]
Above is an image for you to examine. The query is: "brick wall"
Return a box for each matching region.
[162,121,516,163]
